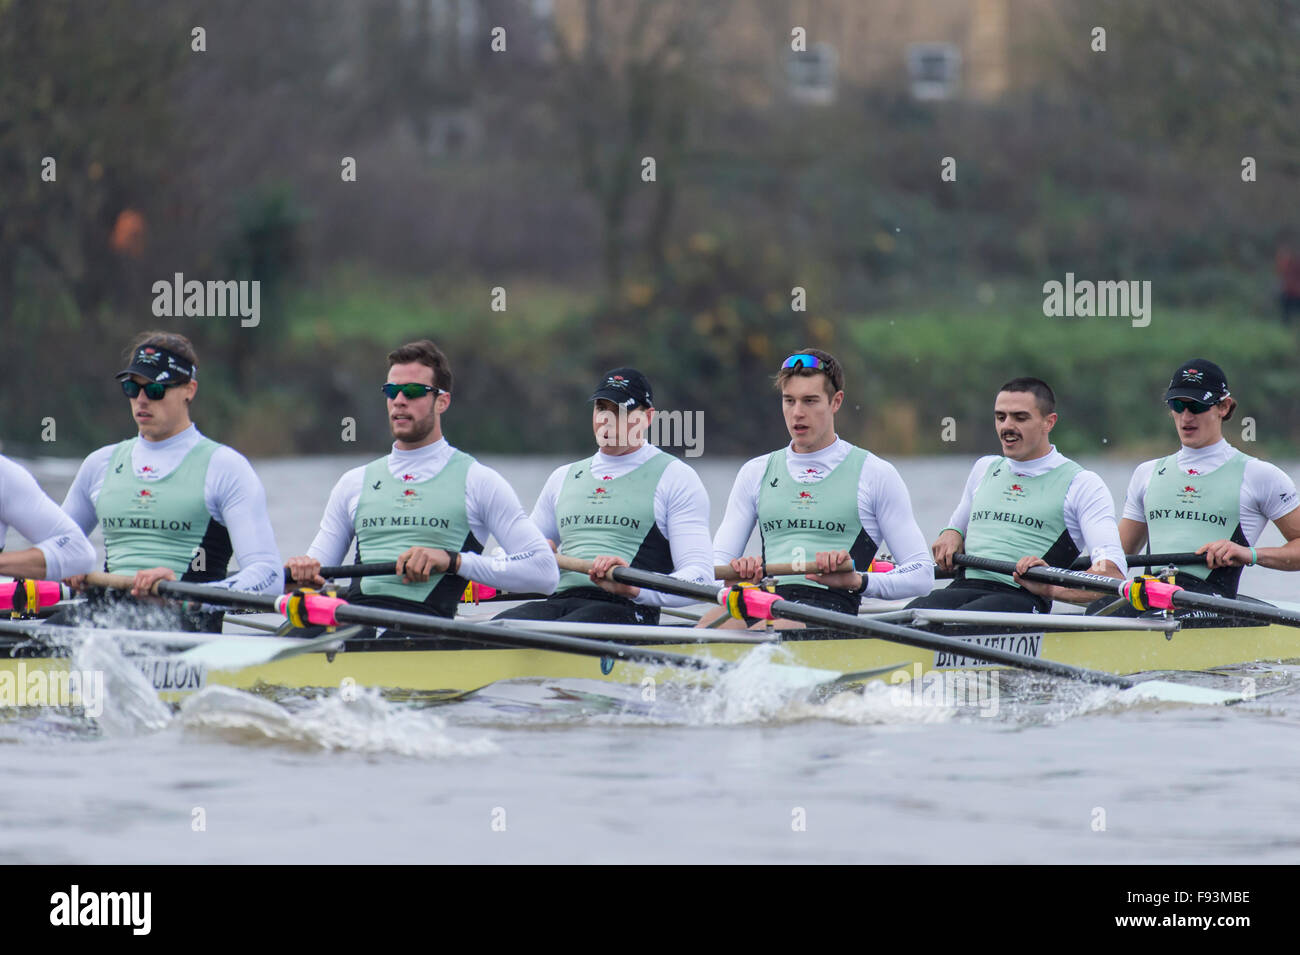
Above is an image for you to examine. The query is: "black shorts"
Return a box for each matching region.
[905,578,1049,614]
[493,587,661,626]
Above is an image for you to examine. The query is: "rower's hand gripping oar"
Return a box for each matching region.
[555,557,1250,705]
[953,554,1300,628]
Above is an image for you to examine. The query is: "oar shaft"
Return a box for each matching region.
[954,554,1300,627]
[92,576,720,673]
[592,563,1135,689]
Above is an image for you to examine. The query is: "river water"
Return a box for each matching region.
[3,452,1298,864]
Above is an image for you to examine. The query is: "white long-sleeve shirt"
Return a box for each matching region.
[713,438,934,600]
[306,438,558,595]
[0,455,97,580]
[62,425,283,593]
[947,446,1128,574]
[531,445,713,607]
[1123,439,1299,542]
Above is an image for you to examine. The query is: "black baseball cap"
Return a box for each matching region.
[116,345,197,384]
[590,368,653,410]
[1164,359,1229,403]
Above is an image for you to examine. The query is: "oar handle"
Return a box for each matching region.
[556,555,857,580]
[85,571,148,591]
[314,562,398,579]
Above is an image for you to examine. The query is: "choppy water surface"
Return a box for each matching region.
[3,454,1298,864]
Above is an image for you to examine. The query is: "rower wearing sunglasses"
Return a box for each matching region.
[700,349,934,628]
[285,340,557,621]
[58,332,282,630]
[492,368,714,626]
[1117,359,1300,599]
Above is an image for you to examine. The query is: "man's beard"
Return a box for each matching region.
[394,413,436,443]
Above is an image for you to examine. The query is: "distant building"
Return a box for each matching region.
[547,0,1056,106]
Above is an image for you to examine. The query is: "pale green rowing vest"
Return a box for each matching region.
[963,457,1083,584]
[554,452,674,592]
[95,437,230,580]
[353,452,477,611]
[1145,450,1248,587]
[756,446,874,589]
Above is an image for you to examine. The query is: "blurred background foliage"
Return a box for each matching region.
[2,0,1297,457]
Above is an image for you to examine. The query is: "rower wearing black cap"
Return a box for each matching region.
[702,348,934,628]
[493,368,714,625]
[1118,359,1300,600]
[58,331,282,630]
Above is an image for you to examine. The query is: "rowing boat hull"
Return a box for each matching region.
[5,619,1297,702]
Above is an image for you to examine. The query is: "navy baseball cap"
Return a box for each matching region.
[590,368,653,410]
[116,344,197,384]
[1164,359,1229,403]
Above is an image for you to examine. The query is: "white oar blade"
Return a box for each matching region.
[178,630,350,671]
[178,635,311,670]
[1126,680,1244,706]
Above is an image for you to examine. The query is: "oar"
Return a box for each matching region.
[80,573,858,691]
[309,558,867,582]
[1073,552,1208,570]
[314,562,397,578]
[953,554,1300,628]
[935,551,1210,580]
[553,557,1246,704]
[294,563,546,603]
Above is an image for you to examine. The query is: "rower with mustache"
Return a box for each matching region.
[910,377,1126,612]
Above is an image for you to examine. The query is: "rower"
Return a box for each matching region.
[701,349,934,629]
[912,377,1126,612]
[285,340,557,623]
[0,455,96,581]
[1118,359,1300,601]
[58,332,282,631]
[493,368,713,625]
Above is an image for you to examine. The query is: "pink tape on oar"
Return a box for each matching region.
[723,586,782,622]
[1123,577,1183,611]
[276,592,347,627]
[0,580,62,612]
[868,560,894,574]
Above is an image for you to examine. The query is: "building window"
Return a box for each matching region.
[906,43,961,101]
[787,42,837,105]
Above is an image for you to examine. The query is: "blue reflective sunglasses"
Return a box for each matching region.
[781,354,824,370]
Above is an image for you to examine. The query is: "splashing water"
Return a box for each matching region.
[178,685,497,758]
[72,632,172,735]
